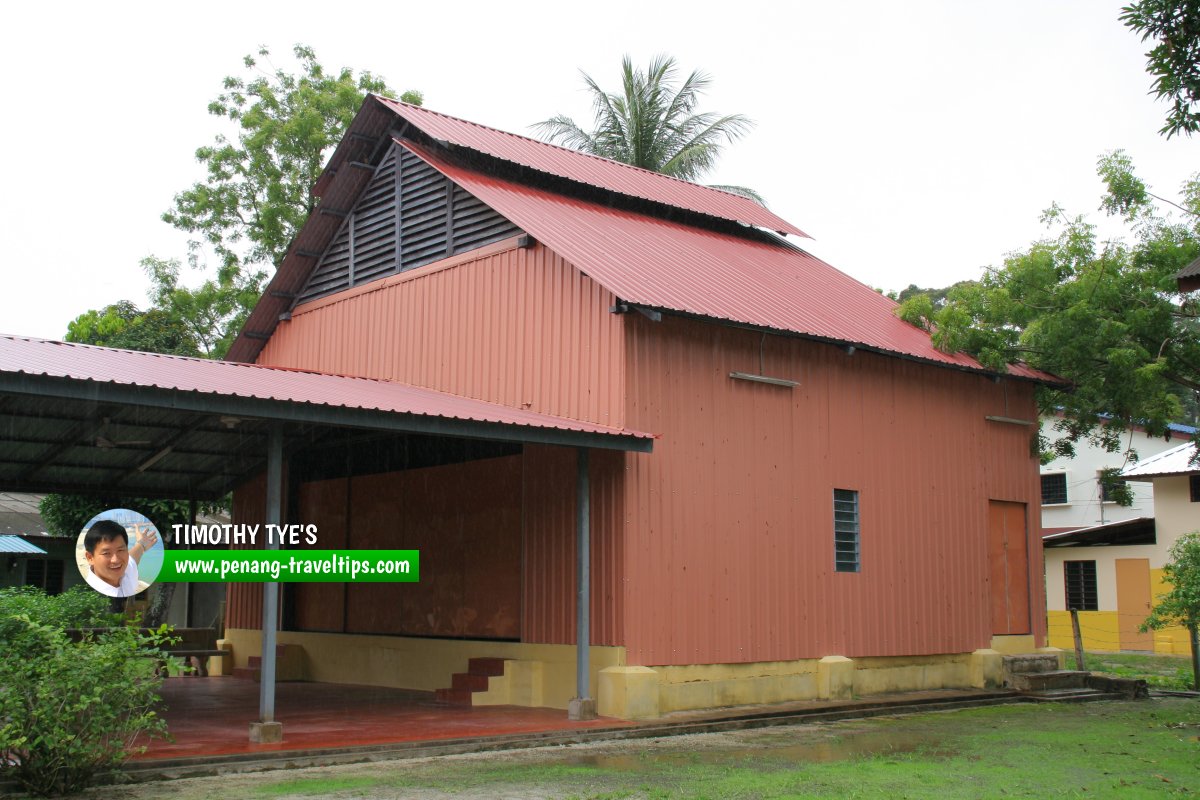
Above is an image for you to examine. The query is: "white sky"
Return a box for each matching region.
[1,0,1195,341]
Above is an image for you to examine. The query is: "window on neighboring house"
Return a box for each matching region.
[1041,472,1068,505]
[1191,474,1200,503]
[1099,474,1126,503]
[1064,560,1098,611]
[833,489,860,573]
[24,558,64,596]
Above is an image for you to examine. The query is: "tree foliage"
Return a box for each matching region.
[1121,0,1200,138]
[152,44,420,359]
[534,55,761,201]
[897,150,1200,460]
[1140,531,1200,689]
[65,298,200,356]
[0,588,171,796]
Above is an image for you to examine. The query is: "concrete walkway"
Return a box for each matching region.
[128,678,1023,781]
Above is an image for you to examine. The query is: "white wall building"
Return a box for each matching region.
[1039,415,1195,534]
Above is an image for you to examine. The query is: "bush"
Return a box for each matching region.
[0,588,171,796]
[0,586,116,636]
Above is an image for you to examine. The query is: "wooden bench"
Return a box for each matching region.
[66,627,230,677]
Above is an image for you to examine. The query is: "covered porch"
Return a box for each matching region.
[0,334,653,741]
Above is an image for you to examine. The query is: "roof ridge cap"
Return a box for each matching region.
[376,96,760,204]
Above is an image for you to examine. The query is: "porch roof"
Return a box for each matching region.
[0,334,652,500]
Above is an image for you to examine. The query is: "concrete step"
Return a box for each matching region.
[246,646,290,669]
[468,657,506,677]
[231,666,260,682]
[1002,654,1061,675]
[1009,670,1089,692]
[452,672,491,692]
[434,688,474,705]
[1021,689,1124,703]
[434,657,509,705]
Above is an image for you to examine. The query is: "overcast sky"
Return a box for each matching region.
[1,0,1194,342]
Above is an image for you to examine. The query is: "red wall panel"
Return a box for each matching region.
[256,241,626,429]
[621,315,1045,666]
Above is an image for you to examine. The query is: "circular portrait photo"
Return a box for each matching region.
[75,509,163,598]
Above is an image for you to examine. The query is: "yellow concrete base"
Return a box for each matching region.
[818,656,854,700]
[989,635,1039,655]
[969,649,1003,688]
[223,629,623,710]
[209,639,234,676]
[597,666,660,720]
[225,630,1051,720]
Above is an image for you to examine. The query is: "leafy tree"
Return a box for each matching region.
[534,55,762,201]
[1121,1,1200,137]
[897,150,1200,461]
[890,280,979,308]
[156,44,421,359]
[66,298,199,356]
[0,589,171,795]
[1140,531,1200,690]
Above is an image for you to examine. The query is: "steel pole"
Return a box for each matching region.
[259,424,283,723]
[574,447,591,706]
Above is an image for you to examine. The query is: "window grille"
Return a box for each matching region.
[1041,473,1068,505]
[833,489,860,573]
[1064,560,1098,611]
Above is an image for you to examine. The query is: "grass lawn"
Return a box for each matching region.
[109,699,1200,800]
[1065,651,1198,691]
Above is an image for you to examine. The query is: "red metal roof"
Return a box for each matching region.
[0,335,653,442]
[400,141,1059,381]
[375,96,807,238]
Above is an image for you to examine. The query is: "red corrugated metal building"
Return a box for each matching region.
[222,96,1055,717]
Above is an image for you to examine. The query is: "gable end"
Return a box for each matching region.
[298,143,522,305]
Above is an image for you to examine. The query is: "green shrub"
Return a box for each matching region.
[0,588,170,796]
[0,586,116,636]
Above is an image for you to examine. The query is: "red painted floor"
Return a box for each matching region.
[137,678,630,760]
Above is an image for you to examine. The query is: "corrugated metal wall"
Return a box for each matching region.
[521,445,625,646]
[235,243,628,645]
[226,472,266,631]
[257,241,626,429]
[620,315,1045,667]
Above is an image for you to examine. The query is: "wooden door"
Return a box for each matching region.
[988,501,1031,635]
[1116,558,1153,651]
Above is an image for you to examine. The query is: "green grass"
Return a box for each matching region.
[1066,650,1197,691]
[119,699,1200,800]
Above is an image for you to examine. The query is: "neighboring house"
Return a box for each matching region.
[1177,254,1199,293]
[0,492,81,594]
[1039,415,1196,534]
[1044,442,1198,655]
[1040,417,1195,653]
[220,97,1059,718]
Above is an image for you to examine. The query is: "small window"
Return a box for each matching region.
[1190,474,1200,503]
[24,559,64,596]
[1041,473,1068,505]
[1099,475,1125,503]
[833,489,860,573]
[1064,560,1098,611]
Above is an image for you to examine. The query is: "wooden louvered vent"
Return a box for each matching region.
[298,144,522,304]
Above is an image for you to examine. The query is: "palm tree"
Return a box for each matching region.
[534,55,763,203]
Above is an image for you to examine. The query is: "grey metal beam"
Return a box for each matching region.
[259,424,283,729]
[570,447,594,720]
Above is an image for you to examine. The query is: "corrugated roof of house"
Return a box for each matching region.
[1120,441,1199,479]
[0,534,47,554]
[374,97,807,237]
[399,140,1059,382]
[0,334,653,442]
